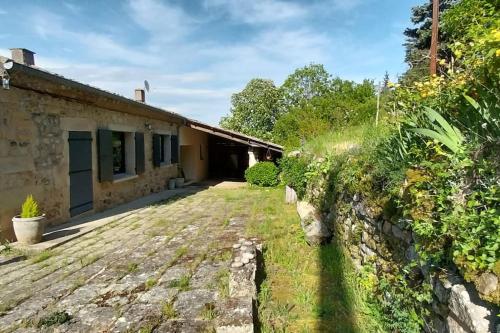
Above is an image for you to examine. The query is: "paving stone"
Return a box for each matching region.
[174,289,218,319]
[154,319,213,333]
[190,262,225,289]
[216,297,254,333]
[0,189,254,332]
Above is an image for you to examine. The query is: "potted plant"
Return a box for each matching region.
[175,166,185,188]
[168,178,176,190]
[12,195,46,244]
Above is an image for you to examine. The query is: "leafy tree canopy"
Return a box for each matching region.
[220,78,282,141]
[280,63,331,109]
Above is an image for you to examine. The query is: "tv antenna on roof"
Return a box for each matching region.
[144,80,150,93]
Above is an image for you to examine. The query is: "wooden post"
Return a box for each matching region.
[430,0,439,75]
[376,82,381,127]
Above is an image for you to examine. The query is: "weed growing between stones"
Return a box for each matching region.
[215,268,229,298]
[79,254,101,268]
[200,303,217,320]
[127,262,139,273]
[70,276,86,292]
[161,301,177,319]
[169,275,191,291]
[31,250,55,264]
[145,277,157,290]
[211,248,232,263]
[173,246,188,261]
[36,311,71,328]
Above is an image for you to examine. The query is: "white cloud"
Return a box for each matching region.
[204,0,308,24]
[127,0,194,43]
[29,8,161,66]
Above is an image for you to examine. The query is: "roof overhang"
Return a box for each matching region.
[1,57,185,125]
[187,120,283,153]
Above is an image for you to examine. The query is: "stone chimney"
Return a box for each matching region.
[10,48,35,66]
[135,89,145,103]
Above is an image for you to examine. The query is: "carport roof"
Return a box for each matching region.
[187,120,283,153]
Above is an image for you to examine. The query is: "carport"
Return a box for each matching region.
[179,121,283,182]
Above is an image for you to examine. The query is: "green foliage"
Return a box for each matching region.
[220,78,282,141]
[273,77,377,147]
[409,107,464,153]
[220,63,377,146]
[279,156,309,199]
[280,63,331,109]
[20,195,40,218]
[245,162,279,187]
[37,311,71,328]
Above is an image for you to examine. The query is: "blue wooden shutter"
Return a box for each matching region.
[152,134,161,167]
[97,129,113,182]
[135,132,145,174]
[171,135,179,164]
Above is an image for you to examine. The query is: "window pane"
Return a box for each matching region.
[112,131,126,174]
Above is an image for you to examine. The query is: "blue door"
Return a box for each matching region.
[69,131,93,217]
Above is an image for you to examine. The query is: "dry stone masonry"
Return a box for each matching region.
[335,193,499,333]
[217,236,261,333]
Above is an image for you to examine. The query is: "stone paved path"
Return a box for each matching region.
[0,186,253,332]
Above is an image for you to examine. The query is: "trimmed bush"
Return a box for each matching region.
[245,162,279,187]
[279,156,309,199]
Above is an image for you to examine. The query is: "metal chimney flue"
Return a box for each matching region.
[10,48,35,66]
[135,89,145,103]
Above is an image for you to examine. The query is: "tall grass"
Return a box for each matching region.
[302,123,390,157]
[243,187,384,332]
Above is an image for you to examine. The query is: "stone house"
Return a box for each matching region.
[0,49,282,240]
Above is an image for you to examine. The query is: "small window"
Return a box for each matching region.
[112,131,126,174]
[153,134,173,167]
[111,131,136,178]
[160,135,171,165]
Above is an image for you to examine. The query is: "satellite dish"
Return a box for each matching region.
[3,60,13,70]
[144,80,150,93]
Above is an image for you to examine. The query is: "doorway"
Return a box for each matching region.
[68,131,93,217]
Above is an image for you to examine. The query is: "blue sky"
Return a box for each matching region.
[0,0,421,125]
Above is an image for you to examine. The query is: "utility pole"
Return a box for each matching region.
[430,0,439,75]
[376,82,381,127]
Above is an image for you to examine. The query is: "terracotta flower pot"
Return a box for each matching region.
[12,215,46,244]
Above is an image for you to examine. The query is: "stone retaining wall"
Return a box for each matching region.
[333,193,499,333]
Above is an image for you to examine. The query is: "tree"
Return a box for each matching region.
[220,79,281,141]
[280,63,331,109]
[403,0,456,82]
[382,71,390,91]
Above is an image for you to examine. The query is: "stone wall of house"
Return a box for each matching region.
[333,193,499,333]
[0,86,179,240]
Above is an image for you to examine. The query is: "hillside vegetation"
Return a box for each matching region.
[224,0,499,331]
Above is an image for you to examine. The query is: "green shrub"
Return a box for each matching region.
[245,162,279,187]
[20,195,40,218]
[279,156,309,199]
